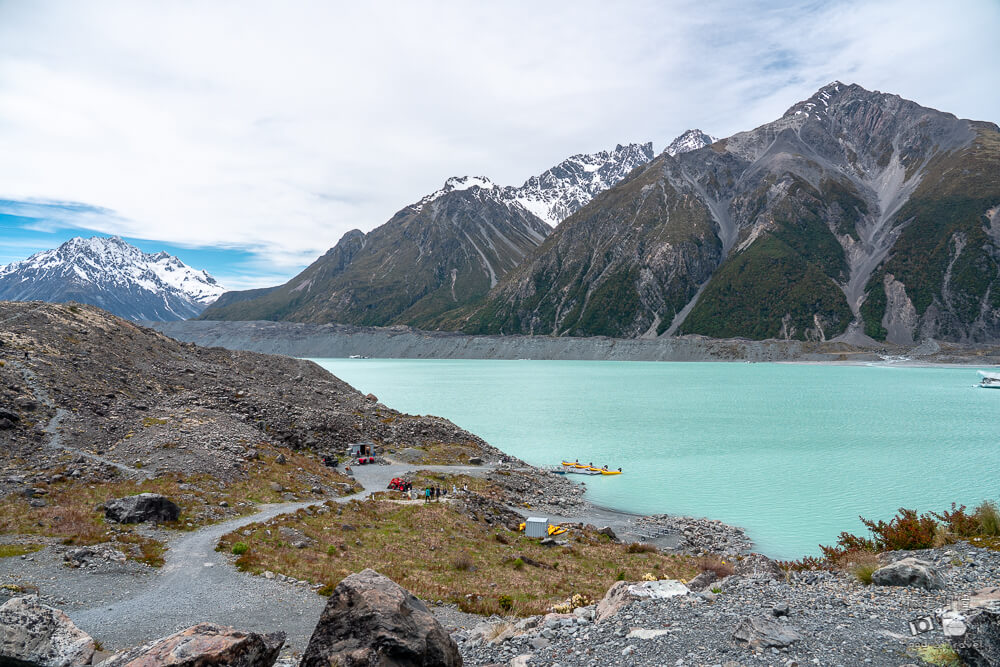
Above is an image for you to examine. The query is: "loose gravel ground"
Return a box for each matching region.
[457,541,1000,666]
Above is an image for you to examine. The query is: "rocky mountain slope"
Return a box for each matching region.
[0,236,224,321]
[0,301,501,498]
[198,141,664,328]
[460,83,1000,343]
[198,181,551,328]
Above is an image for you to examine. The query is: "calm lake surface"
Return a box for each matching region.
[311,359,999,559]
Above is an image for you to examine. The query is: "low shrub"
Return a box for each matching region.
[231,542,249,555]
[511,557,525,570]
[317,583,335,597]
[696,556,734,578]
[451,552,474,571]
[976,500,1000,536]
[626,542,657,553]
[932,503,980,538]
[497,594,514,612]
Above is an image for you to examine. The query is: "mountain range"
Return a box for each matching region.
[459,82,1000,344]
[197,139,686,327]
[201,85,1000,345]
[0,236,224,321]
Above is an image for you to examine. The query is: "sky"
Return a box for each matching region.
[0,0,998,291]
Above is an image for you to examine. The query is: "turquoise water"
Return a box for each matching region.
[310,359,1000,559]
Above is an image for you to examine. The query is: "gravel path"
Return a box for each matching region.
[68,500,329,653]
[48,462,498,654]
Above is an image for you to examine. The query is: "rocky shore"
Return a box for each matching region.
[150,319,1000,365]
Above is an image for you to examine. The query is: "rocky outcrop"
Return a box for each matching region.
[300,569,461,667]
[595,580,689,622]
[101,623,284,667]
[733,553,785,582]
[104,493,180,524]
[0,596,95,667]
[871,557,944,590]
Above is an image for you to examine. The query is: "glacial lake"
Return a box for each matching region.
[310,359,1000,559]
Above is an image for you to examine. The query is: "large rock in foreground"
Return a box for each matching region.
[102,623,284,666]
[871,557,944,590]
[104,493,180,524]
[300,568,461,667]
[0,596,95,667]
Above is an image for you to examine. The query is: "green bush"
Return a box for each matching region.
[976,500,1000,536]
[231,542,249,555]
[497,594,514,612]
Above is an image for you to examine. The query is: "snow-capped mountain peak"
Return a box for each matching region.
[415,176,497,210]
[411,142,657,227]
[0,236,224,321]
[506,142,655,226]
[665,129,717,156]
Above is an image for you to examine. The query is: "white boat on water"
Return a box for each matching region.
[978,371,1000,388]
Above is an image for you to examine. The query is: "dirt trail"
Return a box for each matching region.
[10,360,152,480]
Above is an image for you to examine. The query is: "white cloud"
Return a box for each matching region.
[0,0,997,284]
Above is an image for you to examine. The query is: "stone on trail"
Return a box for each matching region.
[948,601,1000,667]
[300,568,461,667]
[732,616,803,649]
[870,557,944,590]
[0,596,95,667]
[101,622,285,667]
[104,493,180,524]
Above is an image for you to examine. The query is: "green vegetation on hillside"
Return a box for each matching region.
[860,127,1000,340]
[680,235,852,340]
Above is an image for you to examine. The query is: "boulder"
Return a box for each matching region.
[685,570,717,592]
[871,557,944,590]
[733,553,784,582]
[732,616,803,649]
[102,622,284,666]
[278,527,313,549]
[948,601,1000,667]
[104,493,180,524]
[300,568,461,667]
[467,457,483,465]
[0,596,95,667]
[595,580,689,622]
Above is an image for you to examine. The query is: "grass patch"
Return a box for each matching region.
[911,643,962,666]
[0,444,359,564]
[0,544,44,558]
[232,542,249,555]
[218,499,701,616]
[142,417,169,427]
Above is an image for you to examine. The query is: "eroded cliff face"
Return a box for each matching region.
[465,83,1000,342]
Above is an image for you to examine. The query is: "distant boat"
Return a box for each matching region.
[979,371,1000,388]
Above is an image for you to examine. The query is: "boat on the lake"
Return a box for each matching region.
[979,371,1000,388]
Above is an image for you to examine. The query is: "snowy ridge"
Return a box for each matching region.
[664,129,717,156]
[505,142,655,226]
[414,176,497,211]
[414,143,657,227]
[0,236,224,321]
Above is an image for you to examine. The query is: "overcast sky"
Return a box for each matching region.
[1,0,998,290]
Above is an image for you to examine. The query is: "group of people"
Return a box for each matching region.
[423,485,448,501]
